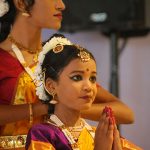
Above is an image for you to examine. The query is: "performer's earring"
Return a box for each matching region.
[44,86,58,104]
[22,10,30,17]
[44,76,58,104]
[49,91,58,105]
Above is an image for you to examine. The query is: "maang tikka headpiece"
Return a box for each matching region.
[76,45,91,63]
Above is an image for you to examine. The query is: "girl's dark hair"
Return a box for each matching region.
[42,34,96,82]
[42,34,96,114]
[0,0,35,42]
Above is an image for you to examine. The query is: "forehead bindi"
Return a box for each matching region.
[86,68,89,72]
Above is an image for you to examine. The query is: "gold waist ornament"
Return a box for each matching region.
[0,135,26,149]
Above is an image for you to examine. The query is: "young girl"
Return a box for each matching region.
[26,34,141,150]
[0,0,133,149]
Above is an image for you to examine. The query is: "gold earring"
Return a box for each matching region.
[49,92,58,105]
[22,11,30,17]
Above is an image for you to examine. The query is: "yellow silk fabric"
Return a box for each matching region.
[28,141,55,150]
[121,138,143,150]
[76,127,142,150]
[77,127,94,150]
[1,66,42,136]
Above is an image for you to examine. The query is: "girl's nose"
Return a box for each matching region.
[56,0,66,11]
[82,81,92,92]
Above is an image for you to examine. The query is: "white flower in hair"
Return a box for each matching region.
[0,0,9,17]
[34,35,72,101]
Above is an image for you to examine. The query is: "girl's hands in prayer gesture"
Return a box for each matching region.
[94,106,122,150]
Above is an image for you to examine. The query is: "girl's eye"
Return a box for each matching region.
[89,76,97,83]
[70,75,82,81]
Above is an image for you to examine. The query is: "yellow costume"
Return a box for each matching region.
[0,49,41,149]
[26,115,142,150]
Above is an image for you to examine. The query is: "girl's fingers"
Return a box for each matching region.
[113,125,122,150]
[94,106,116,150]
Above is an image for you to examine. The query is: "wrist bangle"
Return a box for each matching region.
[29,103,33,126]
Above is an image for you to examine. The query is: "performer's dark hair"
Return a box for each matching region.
[0,0,35,42]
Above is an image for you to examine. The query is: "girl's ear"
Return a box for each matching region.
[45,78,57,94]
[13,0,27,12]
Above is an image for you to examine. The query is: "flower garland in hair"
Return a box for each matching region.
[0,0,9,17]
[34,36,72,101]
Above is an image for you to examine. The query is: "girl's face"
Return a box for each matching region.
[29,0,65,30]
[53,58,97,112]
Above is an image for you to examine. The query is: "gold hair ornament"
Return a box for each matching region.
[53,44,64,53]
[76,45,91,62]
[78,50,91,62]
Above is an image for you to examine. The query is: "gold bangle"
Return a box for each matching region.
[29,103,33,126]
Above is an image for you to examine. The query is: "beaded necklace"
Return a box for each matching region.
[8,35,41,54]
[47,114,95,150]
[8,35,41,63]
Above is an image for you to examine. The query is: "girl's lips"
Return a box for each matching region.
[80,96,92,100]
[54,13,63,20]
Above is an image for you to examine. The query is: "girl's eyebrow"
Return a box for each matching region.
[70,70,97,74]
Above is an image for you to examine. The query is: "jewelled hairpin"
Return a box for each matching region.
[53,44,64,53]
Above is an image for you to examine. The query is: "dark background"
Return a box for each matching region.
[61,0,150,36]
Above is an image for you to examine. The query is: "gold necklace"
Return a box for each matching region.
[47,114,95,149]
[8,34,41,54]
[66,121,85,132]
[48,114,94,150]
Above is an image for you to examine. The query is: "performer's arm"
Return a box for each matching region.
[81,85,134,124]
[0,102,48,125]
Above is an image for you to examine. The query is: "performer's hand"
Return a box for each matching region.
[94,106,114,150]
[112,125,122,150]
